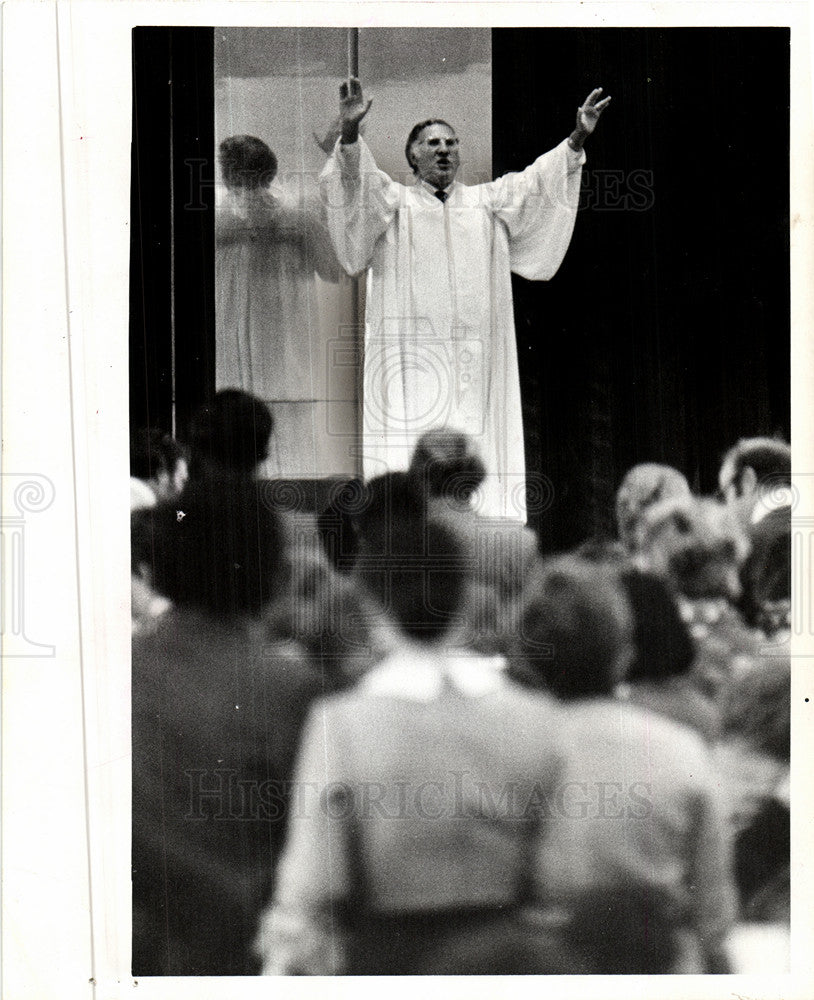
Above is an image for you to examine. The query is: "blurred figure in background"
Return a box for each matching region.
[718,436,792,641]
[130,427,189,511]
[634,495,762,699]
[132,477,331,976]
[256,516,567,975]
[615,462,691,554]
[216,135,340,409]
[130,427,189,633]
[718,437,791,529]
[185,388,274,482]
[717,655,790,924]
[510,556,736,973]
[616,566,720,742]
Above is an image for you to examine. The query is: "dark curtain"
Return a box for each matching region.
[493,28,790,550]
[130,27,215,439]
[130,28,790,549]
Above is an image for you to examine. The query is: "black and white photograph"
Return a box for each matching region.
[128,23,794,979]
[2,5,813,998]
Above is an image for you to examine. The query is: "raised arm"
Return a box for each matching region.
[567,87,612,151]
[313,76,372,153]
[338,76,373,145]
[488,86,612,280]
[319,76,398,277]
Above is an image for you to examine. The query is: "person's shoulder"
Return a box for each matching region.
[565,697,709,753]
[489,678,561,727]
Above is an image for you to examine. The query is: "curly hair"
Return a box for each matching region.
[615,463,690,552]
[509,556,632,700]
[408,427,486,504]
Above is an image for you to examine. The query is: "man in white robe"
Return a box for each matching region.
[321,81,610,520]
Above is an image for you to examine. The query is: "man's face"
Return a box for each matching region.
[410,123,460,190]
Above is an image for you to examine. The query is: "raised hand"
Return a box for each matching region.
[313,116,343,155]
[577,87,612,135]
[339,77,372,144]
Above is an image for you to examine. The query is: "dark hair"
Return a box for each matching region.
[509,556,631,700]
[218,135,278,190]
[404,119,454,173]
[353,471,426,557]
[187,390,273,477]
[355,500,471,643]
[738,508,791,631]
[619,568,695,682]
[408,427,486,503]
[721,437,791,494]
[131,428,186,481]
[142,477,287,617]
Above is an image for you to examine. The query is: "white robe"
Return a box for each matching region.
[215,186,339,400]
[321,137,585,520]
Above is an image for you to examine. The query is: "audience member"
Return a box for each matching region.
[617,567,720,741]
[716,656,790,923]
[738,505,791,640]
[132,477,329,976]
[186,388,274,481]
[511,556,736,973]
[256,516,568,975]
[130,427,189,510]
[635,495,762,698]
[718,436,791,528]
[615,462,691,553]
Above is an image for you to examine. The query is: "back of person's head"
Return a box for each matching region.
[510,556,632,700]
[719,436,791,497]
[636,496,749,601]
[615,463,691,552]
[356,510,472,644]
[408,427,486,506]
[144,476,287,618]
[353,471,425,556]
[218,135,277,190]
[619,567,695,683]
[187,390,273,478]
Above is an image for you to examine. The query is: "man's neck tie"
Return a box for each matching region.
[434,189,448,204]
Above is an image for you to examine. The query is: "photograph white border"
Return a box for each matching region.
[2,2,812,998]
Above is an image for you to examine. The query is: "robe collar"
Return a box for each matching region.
[418,177,459,203]
[359,646,507,701]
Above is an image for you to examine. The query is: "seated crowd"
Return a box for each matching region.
[131,391,791,977]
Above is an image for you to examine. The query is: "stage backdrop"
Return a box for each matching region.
[214,27,491,477]
[131,27,789,549]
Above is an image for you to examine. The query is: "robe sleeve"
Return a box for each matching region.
[301,199,344,283]
[319,137,400,277]
[486,138,585,281]
[254,701,355,975]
